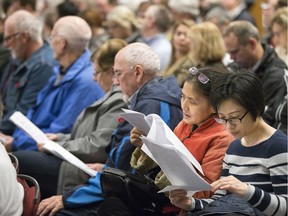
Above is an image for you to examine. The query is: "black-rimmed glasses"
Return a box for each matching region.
[189,67,209,84]
[3,32,20,41]
[214,111,248,125]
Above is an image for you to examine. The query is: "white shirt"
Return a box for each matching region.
[0,145,24,216]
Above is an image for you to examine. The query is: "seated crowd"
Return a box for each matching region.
[0,0,286,216]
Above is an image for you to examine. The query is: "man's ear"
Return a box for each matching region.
[247,38,257,50]
[20,32,29,43]
[59,37,68,52]
[135,65,144,82]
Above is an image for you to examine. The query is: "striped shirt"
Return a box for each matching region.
[191,130,288,216]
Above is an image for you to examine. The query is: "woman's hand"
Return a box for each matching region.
[211,176,248,198]
[130,127,145,148]
[37,195,63,216]
[169,189,193,211]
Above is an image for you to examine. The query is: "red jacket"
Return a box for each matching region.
[174,118,234,198]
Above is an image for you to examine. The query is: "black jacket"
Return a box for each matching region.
[228,43,287,129]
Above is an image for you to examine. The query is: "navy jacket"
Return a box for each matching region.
[62,76,183,208]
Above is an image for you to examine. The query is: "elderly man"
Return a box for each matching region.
[0,10,54,136]
[36,42,182,216]
[1,16,104,151]
[223,20,287,131]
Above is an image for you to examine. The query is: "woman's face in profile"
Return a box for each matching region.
[181,82,214,126]
[93,62,114,93]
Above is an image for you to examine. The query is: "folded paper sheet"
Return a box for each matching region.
[10,111,97,177]
[120,109,211,193]
[120,109,204,175]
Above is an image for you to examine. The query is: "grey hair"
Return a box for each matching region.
[205,7,230,24]
[12,10,43,42]
[145,5,172,33]
[122,42,160,75]
[54,16,92,52]
[223,20,259,45]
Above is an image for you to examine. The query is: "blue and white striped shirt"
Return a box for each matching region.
[192,130,288,216]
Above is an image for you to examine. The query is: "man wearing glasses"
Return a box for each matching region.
[0,10,54,137]
[223,20,287,133]
[35,42,183,216]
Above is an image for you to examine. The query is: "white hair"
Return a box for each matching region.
[9,10,43,42]
[122,42,160,74]
[54,16,92,52]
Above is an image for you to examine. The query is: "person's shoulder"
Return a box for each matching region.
[261,44,287,70]
[260,130,287,157]
[270,130,288,144]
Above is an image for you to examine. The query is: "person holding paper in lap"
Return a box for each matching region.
[97,67,235,216]
[169,72,288,216]
[35,42,183,216]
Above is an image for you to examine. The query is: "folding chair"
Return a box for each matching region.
[17,174,41,216]
[9,153,41,216]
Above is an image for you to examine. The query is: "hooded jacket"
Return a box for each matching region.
[62,76,183,208]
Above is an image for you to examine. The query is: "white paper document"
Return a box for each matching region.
[9,111,97,177]
[119,109,159,135]
[141,137,211,193]
[130,113,212,193]
[120,109,204,175]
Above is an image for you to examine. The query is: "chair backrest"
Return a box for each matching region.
[8,153,41,216]
[8,153,19,173]
[17,174,41,216]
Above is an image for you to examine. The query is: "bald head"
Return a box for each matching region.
[53,16,92,52]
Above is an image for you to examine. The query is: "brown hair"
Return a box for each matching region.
[93,38,127,71]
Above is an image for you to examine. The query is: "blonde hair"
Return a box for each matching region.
[189,22,226,66]
[106,5,140,31]
[271,7,288,32]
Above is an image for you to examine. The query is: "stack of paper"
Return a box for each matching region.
[120,109,211,193]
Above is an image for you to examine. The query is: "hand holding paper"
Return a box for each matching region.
[141,136,211,194]
[120,109,211,193]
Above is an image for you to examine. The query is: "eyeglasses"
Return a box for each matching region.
[189,67,209,84]
[114,66,134,80]
[214,111,248,125]
[3,32,20,41]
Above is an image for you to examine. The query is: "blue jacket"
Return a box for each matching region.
[0,43,55,135]
[62,76,183,208]
[12,49,104,151]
